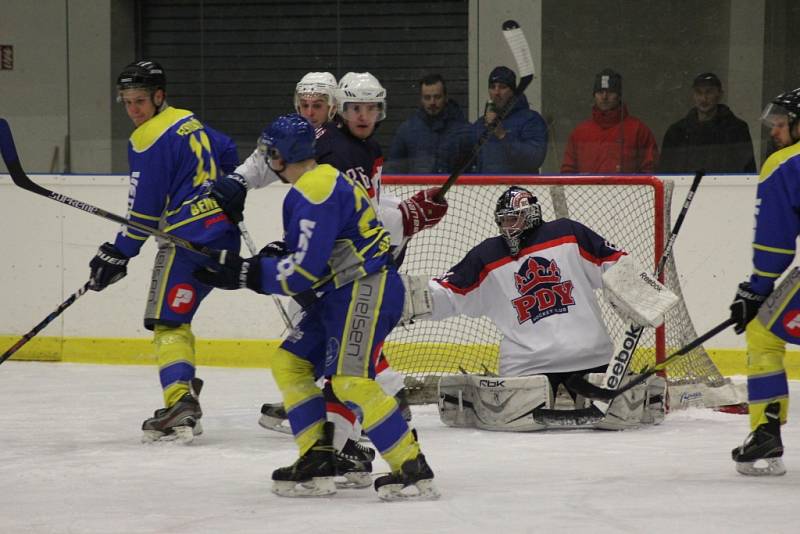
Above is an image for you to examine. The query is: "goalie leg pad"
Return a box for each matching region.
[590,373,666,430]
[438,375,552,431]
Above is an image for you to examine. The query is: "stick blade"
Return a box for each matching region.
[0,118,20,167]
[564,375,620,401]
[532,404,605,426]
[502,20,535,80]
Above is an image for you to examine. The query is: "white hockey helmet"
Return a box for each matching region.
[294,72,338,121]
[336,72,387,121]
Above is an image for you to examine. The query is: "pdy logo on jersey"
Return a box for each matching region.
[511,256,575,324]
[167,284,196,314]
[782,310,800,338]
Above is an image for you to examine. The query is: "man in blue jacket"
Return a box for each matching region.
[470,66,548,174]
[385,73,469,174]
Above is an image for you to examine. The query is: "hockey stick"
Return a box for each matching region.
[237,220,294,330]
[433,19,534,202]
[1,281,91,366]
[0,118,221,260]
[564,318,735,402]
[533,170,705,426]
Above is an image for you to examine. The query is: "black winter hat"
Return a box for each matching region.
[489,66,517,91]
[593,68,622,95]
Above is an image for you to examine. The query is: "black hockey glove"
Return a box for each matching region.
[88,242,130,291]
[729,281,767,334]
[259,240,287,257]
[209,173,248,223]
[193,250,263,292]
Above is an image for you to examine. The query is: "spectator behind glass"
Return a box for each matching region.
[385,73,469,174]
[561,68,658,173]
[659,72,756,174]
[467,66,548,174]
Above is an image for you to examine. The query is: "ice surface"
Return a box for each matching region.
[1,362,798,534]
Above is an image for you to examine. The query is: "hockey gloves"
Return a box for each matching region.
[259,240,287,257]
[88,242,130,291]
[209,173,248,223]
[730,282,767,334]
[193,250,262,293]
[399,187,449,238]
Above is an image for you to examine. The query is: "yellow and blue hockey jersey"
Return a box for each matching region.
[749,141,800,295]
[114,106,238,258]
[256,163,392,296]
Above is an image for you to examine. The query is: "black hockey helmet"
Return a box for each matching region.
[771,87,800,128]
[495,186,542,255]
[116,60,166,92]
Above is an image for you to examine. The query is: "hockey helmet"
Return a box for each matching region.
[336,72,387,121]
[762,87,800,131]
[294,72,338,121]
[495,186,542,254]
[117,60,166,92]
[258,113,316,165]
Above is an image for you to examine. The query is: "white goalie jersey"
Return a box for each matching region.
[428,218,627,376]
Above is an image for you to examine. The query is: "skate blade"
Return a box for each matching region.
[258,414,293,435]
[272,477,337,497]
[141,421,202,444]
[335,471,372,489]
[735,457,787,476]
[376,479,440,502]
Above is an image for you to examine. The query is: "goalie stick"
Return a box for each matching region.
[563,318,736,402]
[533,170,705,426]
[433,19,534,202]
[1,281,91,366]
[0,118,222,260]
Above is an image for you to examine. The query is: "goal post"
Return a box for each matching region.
[382,175,744,409]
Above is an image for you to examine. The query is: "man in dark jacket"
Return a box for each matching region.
[386,74,468,174]
[470,66,548,174]
[659,72,756,174]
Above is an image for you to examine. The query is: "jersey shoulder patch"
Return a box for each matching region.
[760,142,800,184]
[130,107,194,153]
[294,164,339,204]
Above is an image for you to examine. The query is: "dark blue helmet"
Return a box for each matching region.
[258,113,316,164]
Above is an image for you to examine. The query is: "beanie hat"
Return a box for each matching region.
[593,68,622,95]
[489,66,517,91]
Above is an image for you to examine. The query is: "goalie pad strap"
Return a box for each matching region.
[602,255,679,328]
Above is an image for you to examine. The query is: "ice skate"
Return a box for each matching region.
[335,438,375,489]
[258,402,292,435]
[374,454,440,501]
[142,378,204,444]
[272,422,337,497]
[731,402,786,476]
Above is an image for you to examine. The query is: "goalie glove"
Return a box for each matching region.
[209,173,248,223]
[400,274,434,324]
[602,255,679,327]
[399,188,448,238]
[88,242,130,291]
[193,250,262,293]
[729,281,767,335]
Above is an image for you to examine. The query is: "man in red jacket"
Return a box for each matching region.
[561,68,658,174]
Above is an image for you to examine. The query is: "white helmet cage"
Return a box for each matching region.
[336,72,387,121]
[294,72,338,121]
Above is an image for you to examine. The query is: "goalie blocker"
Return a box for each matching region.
[438,373,666,431]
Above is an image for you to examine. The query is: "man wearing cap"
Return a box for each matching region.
[659,72,755,174]
[561,68,658,174]
[468,65,548,174]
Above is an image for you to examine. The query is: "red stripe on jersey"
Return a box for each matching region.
[437,236,623,296]
[327,401,357,424]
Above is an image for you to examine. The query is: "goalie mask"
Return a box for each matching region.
[294,72,338,123]
[495,186,542,255]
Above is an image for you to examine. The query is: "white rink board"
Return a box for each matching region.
[0,173,782,350]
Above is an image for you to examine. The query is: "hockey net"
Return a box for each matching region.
[382,175,744,409]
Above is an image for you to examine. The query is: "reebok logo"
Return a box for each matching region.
[639,272,662,292]
[606,324,644,389]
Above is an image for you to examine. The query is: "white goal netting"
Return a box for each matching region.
[383,175,743,409]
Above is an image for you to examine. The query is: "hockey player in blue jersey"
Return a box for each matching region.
[729,87,800,476]
[87,60,240,443]
[208,72,447,485]
[195,114,439,500]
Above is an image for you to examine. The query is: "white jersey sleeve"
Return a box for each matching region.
[232,148,280,190]
[377,193,405,247]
